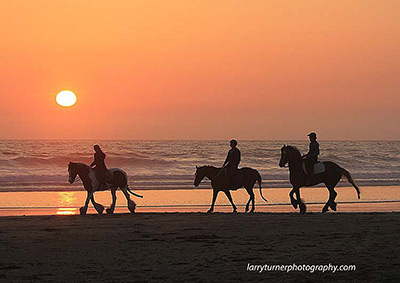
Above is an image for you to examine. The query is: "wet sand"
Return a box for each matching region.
[0,213,399,282]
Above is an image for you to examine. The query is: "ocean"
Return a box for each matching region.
[0,140,399,192]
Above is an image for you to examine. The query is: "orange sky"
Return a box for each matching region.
[0,0,399,140]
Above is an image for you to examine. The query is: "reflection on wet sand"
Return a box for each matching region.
[56,208,79,215]
[0,186,399,216]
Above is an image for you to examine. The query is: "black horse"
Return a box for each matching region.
[194,166,268,213]
[68,162,143,215]
[279,145,360,214]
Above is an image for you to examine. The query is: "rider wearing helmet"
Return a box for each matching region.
[303,132,320,183]
[90,145,108,190]
[223,139,241,188]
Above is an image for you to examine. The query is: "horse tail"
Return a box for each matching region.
[340,167,361,199]
[127,185,143,198]
[256,171,268,203]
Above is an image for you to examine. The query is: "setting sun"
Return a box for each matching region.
[56,90,77,107]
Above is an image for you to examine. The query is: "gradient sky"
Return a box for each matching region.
[0,0,399,140]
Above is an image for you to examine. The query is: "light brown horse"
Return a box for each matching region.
[68,162,142,215]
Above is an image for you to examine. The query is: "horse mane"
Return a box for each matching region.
[286,145,302,159]
[198,165,220,170]
[70,162,91,173]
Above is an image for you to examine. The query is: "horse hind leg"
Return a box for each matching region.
[329,189,338,211]
[323,180,340,213]
[244,187,253,212]
[249,189,255,213]
[106,188,117,214]
[91,194,104,214]
[121,187,136,213]
[245,198,251,212]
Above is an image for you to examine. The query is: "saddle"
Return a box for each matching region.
[302,161,325,175]
[104,170,113,182]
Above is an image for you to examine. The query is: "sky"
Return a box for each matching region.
[0,0,399,140]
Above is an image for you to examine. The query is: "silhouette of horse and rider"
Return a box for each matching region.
[69,133,360,214]
[68,145,142,215]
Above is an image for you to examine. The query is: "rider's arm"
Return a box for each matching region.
[307,143,319,158]
[90,153,97,167]
[223,151,230,167]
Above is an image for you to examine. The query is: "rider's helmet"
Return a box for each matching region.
[307,132,317,138]
[230,139,238,147]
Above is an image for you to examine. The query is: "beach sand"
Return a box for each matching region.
[0,213,399,282]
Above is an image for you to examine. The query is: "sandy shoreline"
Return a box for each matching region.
[0,213,399,282]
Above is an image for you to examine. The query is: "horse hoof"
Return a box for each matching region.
[330,202,337,211]
[322,207,329,213]
[127,200,136,213]
[94,204,104,214]
[206,209,213,214]
[79,207,87,215]
[291,198,298,209]
[245,207,249,213]
[249,209,254,213]
[233,210,237,214]
[106,208,114,214]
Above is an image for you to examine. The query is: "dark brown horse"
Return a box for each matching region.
[194,166,268,213]
[68,162,143,215]
[279,145,360,214]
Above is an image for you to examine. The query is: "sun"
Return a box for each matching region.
[56,90,77,107]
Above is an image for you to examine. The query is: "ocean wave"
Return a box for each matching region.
[1,155,173,167]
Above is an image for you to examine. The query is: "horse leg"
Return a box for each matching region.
[207,190,218,213]
[245,198,251,212]
[324,178,340,212]
[224,190,237,213]
[245,187,252,212]
[289,188,298,209]
[91,194,104,214]
[295,189,306,214]
[248,188,255,213]
[106,188,117,214]
[121,188,136,213]
[80,191,94,215]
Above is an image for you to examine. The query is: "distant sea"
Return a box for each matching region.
[0,140,399,192]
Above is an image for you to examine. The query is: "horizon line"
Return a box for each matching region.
[0,139,399,142]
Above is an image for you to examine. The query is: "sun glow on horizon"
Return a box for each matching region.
[56,90,77,107]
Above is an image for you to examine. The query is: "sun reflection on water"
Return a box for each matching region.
[56,208,78,215]
[56,192,78,215]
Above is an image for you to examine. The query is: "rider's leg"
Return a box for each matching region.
[305,159,313,184]
[226,167,233,188]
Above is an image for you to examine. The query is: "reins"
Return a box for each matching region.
[209,167,225,180]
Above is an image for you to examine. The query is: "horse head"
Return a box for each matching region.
[279,145,302,167]
[194,165,207,187]
[68,162,78,184]
[279,145,288,167]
